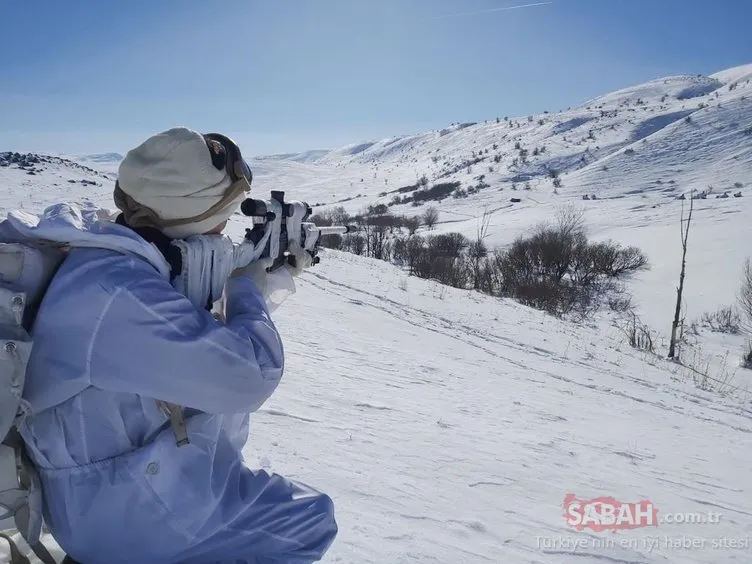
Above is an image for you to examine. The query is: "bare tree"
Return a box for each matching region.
[555,203,586,237]
[404,215,421,235]
[405,235,425,275]
[738,258,752,330]
[469,209,492,290]
[668,195,694,359]
[329,206,350,226]
[345,234,366,255]
[423,206,439,230]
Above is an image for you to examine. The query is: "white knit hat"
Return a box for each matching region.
[116,127,247,238]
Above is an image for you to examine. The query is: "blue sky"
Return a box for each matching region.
[1,0,750,157]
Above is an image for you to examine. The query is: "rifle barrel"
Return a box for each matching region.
[316,225,353,235]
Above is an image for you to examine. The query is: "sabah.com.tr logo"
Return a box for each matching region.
[564,493,721,532]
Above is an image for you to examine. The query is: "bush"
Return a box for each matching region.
[700,306,742,334]
[311,207,352,249]
[394,181,461,206]
[414,182,459,203]
[496,227,586,315]
[621,311,655,352]
[368,203,388,216]
[385,231,478,289]
[344,234,366,255]
[608,294,633,313]
[492,207,648,316]
[404,215,421,235]
[743,342,752,370]
[395,183,420,194]
[423,207,439,229]
[588,242,649,277]
[329,203,648,320]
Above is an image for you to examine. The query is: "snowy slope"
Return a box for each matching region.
[1,62,751,564]
[242,251,752,564]
[240,62,752,386]
[255,66,750,211]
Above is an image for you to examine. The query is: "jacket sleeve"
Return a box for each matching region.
[87,273,284,414]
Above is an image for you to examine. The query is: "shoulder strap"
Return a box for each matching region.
[0,532,57,564]
[0,532,31,564]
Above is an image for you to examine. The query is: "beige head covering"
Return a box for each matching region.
[114,127,248,238]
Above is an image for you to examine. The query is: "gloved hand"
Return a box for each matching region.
[229,240,313,314]
[285,239,315,277]
[231,257,274,296]
[230,256,297,314]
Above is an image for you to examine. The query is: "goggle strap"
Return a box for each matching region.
[114,177,250,230]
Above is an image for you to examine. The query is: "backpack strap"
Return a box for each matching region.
[0,430,56,564]
[0,531,57,564]
[156,401,189,447]
[0,531,31,564]
[28,539,57,564]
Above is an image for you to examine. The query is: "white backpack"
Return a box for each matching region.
[0,241,66,563]
[0,205,194,563]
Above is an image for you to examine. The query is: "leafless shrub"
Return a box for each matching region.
[738,257,752,329]
[404,215,421,235]
[620,311,655,352]
[490,205,647,317]
[344,234,366,255]
[741,341,752,370]
[699,306,742,334]
[423,206,439,229]
[590,242,649,277]
[608,293,633,313]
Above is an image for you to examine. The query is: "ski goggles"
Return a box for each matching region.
[203,132,253,188]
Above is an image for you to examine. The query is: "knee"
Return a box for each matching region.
[307,493,338,558]
[317,493,338,539]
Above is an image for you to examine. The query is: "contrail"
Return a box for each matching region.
[431,1,553,19]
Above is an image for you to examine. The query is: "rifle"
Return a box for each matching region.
[239,191,356,272]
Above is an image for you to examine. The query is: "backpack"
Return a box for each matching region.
[0,203,229,562]
[0,222,190,564]
[0,241,65,563]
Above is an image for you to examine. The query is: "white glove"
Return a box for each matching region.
[286,239,314,277]
[230,256,297,314]
[227,238,314,314]
[232,257,274,296]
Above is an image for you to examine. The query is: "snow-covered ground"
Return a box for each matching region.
[1,62,751,563]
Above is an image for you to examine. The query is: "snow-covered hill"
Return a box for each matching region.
[1,63,751,564]
[0,151,116,214]
[242,63,752,359]
[250,64,751,209]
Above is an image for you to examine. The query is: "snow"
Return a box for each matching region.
[1,62,752,563]
[711,63,752,86]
